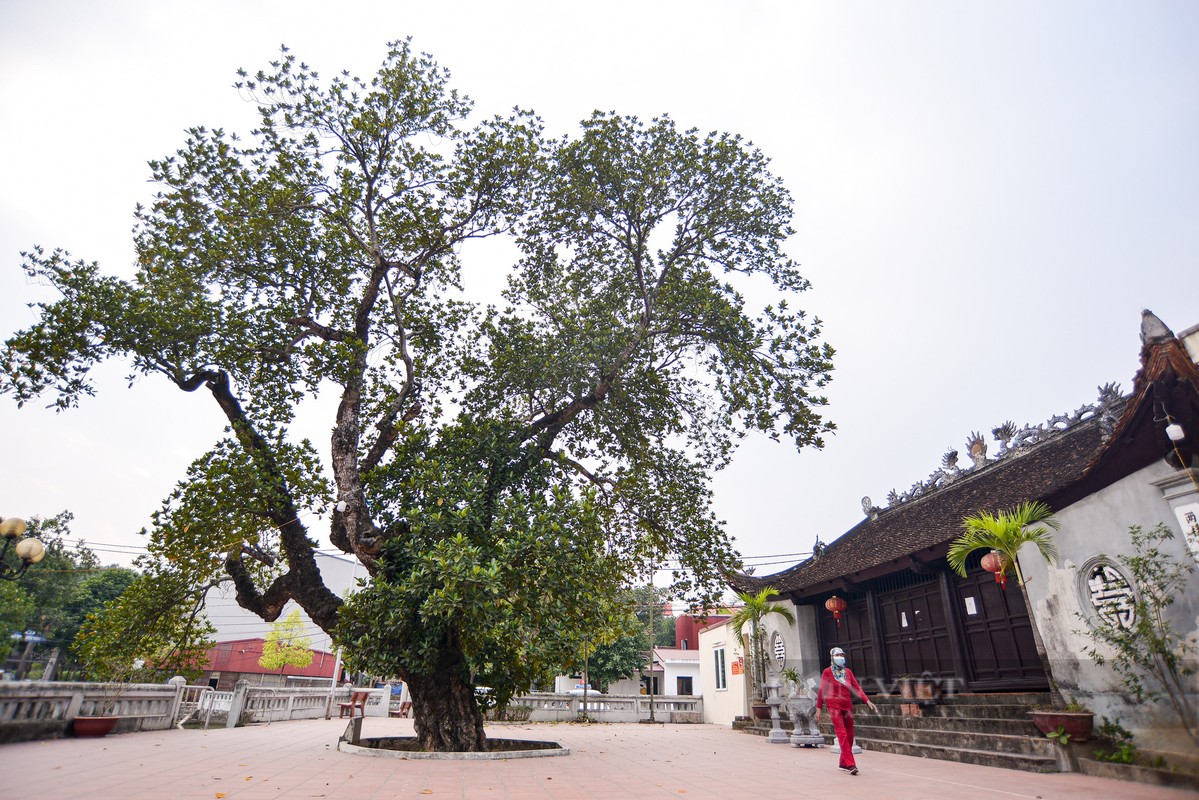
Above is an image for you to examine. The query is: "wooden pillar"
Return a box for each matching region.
[865,587,889,683]
[937,567,971,688]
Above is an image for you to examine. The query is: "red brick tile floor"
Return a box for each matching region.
[4,717,1193,800]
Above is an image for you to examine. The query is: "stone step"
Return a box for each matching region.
[854,736,1059,773]
[846,722,1057,757]
[871,701,1048,721]
[872,691,1051,706]
[744,692,1062,773]
[761,713,1041,738]
[747,724,1059,772]
[854,713,1040,737]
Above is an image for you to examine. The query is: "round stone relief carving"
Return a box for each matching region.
[1081,558,1136,629]
[772,630,786,667]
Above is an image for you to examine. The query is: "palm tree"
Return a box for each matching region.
[729,587,795,702]
[947,500,1064,704]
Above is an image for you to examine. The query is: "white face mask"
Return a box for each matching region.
[833,656,846,667]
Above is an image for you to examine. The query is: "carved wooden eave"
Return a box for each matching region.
[837,577,865,594]
[1069,312,1199,500]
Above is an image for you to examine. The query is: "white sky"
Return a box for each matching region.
[2,1,1197,577]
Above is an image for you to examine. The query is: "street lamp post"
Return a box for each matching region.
[0,517,45,580]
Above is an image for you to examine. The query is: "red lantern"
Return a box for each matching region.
[825,595,847,628]
[980,550,1008,590]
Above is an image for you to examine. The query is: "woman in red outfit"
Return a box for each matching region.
[814,646,877,775]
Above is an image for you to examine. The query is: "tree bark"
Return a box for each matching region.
[405,646,487,752]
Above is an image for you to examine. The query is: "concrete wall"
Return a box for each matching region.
[697,619,748,724]
[1021,460,1199,755]
[755,599,825,688]
[0,681,185,743]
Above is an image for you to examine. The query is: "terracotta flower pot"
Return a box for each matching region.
[73,715,119,737]
[1028,710,1093,742]
[751,702,771,720]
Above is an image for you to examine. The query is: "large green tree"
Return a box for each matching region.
[1,40,833,750]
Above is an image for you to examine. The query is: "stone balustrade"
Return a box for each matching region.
[0,680,183,743]
[508,692,703,723]
[0,682,702,743]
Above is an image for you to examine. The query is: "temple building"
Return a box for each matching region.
[723,311,1199,757]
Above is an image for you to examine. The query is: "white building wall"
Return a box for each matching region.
[698,619,747,724]
[607,676,643,695]
[655,649,701,695]
[755,598,808,684]
[1021,459,1199,755]
[203,551,364,655]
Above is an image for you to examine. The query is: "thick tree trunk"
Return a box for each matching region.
[406,658,487,752]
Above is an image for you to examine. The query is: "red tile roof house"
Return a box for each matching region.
[724,311,1199,770]
[202,638,340,690]
[199,551,361,690]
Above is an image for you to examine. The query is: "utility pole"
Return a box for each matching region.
[581,638,590,719]
[646,582,656,723]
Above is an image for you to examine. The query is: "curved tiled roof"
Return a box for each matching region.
[731,417,1112,597]
[732,311,1199,601]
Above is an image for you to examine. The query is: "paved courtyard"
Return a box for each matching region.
[4,717,1194,800]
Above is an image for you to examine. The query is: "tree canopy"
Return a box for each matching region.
[0,512,138,679]
[1,39,834,749]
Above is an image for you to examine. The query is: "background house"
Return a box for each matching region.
[199,551,362,688]
[202,638,339,690]
[698,617,749,724]
[646,647,700,697]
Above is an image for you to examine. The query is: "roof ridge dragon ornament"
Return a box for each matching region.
[870,383,1124,512]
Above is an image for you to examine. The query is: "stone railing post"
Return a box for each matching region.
[226,680,249,729]
[167,676,187,724]
[64,688,84,721]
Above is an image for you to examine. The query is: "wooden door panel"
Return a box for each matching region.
[878,575,953,679]
[816,594,874,682]
[955,566,1046,688]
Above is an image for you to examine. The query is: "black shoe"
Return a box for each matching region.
[851,767,859,775]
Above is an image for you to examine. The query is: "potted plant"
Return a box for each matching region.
[72,659,143,737]
[1029,701,1094,742]
[729,587,795,720]
[781,666,802,696]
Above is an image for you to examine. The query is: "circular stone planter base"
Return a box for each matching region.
[339,737,569,760]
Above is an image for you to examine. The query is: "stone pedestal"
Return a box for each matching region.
[790,732,824,747]
[784,675,824,747]
[764,678,789,744]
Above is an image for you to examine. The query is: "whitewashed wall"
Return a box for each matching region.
[697,619,748,724]
[1022,459,1199,756]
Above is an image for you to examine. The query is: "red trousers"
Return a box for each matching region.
[829,707,856,768]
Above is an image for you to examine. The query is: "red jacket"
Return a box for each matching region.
[815,666,870,711]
